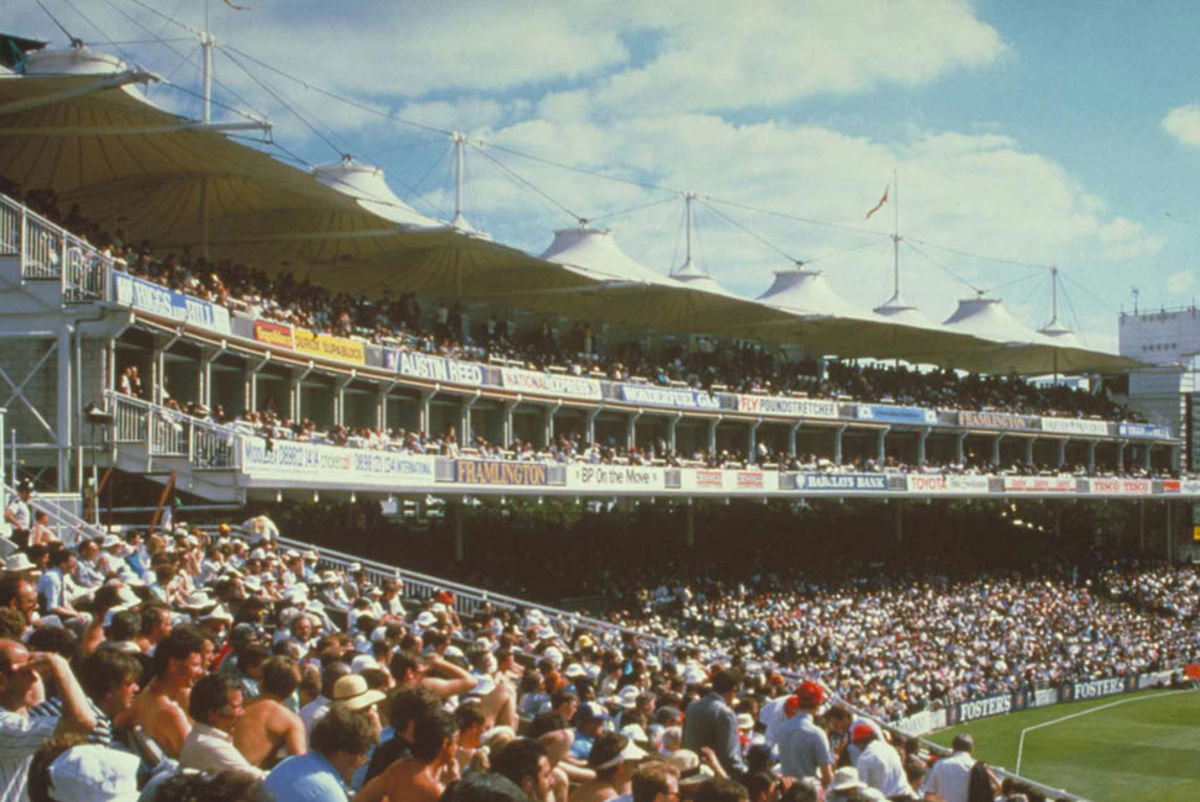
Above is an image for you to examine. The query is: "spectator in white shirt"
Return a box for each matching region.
[920,734,976,802]
[851,724,915,801]
[179,672,265,780]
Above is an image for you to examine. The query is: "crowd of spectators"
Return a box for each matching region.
[1,488,1119,802]
[6,178,1146,427]
[1099,561,1200,621]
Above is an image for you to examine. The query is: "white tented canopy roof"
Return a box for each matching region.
[0,60,1146,375]
[874,293,939,329]
[312,158,445,229]
[757,267,875,319]
[942,296,1050,345]
[671,258,729,295]
[540,227,676,286]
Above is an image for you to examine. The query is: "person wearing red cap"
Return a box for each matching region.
[775,681,832,786]
[851,723,914,801]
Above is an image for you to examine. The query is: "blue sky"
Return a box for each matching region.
[10,0,1200,352]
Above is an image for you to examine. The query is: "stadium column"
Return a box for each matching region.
[545,400,561,448]
[954,432,966,464]
[420,387,437,434]
[1024,436,1035,467]
[586,405,600,444]
[916,426,929,466]
[504,398,520,446]
[668,412,682,453]
[876,426,889,465]
[377,381,398,432]
[834,424,847,466]
[198,346,220,408]
[788,421,801,458]
[1143,443,1152,472]
[1116,439,1127,472]
[462,390,480,445]
[57,325,72,491]
[333,374,352,426]
[708,417,719,455]
[627,409,642,450]
[1056,438,1066,469]
[991,433,1004,466]
[1086,440,1096,473]
[1165,500,1175,565]
[686,500,695,548]
[244,353,270,416]
[291,362,314,423]
[748,418,761,465]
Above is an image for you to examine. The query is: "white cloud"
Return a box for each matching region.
[547,0,1008,118]
[1166,270,1195,295]
[1163,104,1200,149]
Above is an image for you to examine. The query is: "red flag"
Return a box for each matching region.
[865,186,889,219]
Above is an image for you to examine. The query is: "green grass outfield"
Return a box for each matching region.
[927,688,1200,801]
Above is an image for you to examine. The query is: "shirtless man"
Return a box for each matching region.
[574,733,646,802]
[356,708,459,802]
[234,655,306,768]
[28,511,57,548]
[119,625,206,757]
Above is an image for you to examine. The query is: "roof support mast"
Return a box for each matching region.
[684,190,695,269]
[201,0,212,124]
[891,166,900,302]
[452,131,467,229]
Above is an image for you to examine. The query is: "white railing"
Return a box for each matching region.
[0,193,109,303]
[107,392,239,470]
[259,530,674,659]
[5,483,107,548]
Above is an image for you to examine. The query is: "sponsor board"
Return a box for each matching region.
[1003,476,1077,493]
[795,473,890,492]
[253,320,294,349]
[501,367,601,400]
[1041,417,1108,436]
[680,469,726,491]
[1086,478,1152,495]
[454,460,553,486]
[1161,479,1181,493]
[239,437,435,487]
[113,273,231,334]
[904,474,991,494]
[292,327,365,365]
[567,464,665,492]
[736,395,839,419]
[1183,480,1200,495]
[619,385,720,411]
[958,410,1038,430]
[856,403,937,425]
[1119,421,1173,439]
[944,693,1023,727]
[1058,675,1137,703]
[385,350,485,386]
[676,468,767,492]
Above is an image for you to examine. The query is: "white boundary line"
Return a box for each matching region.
[1014,688,1194,776]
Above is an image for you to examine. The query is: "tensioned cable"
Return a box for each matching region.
[63,0,143,67]
[1061,271,1122,316]
[703,195,892,239]
[33,0,81,45]
[104,0,266,120]
[118,0,1100,290]
[470,143,580,224]
[700,198,802,265]
[222,47,345,159]
[903,240,984,295]
[586,195,676,226]
[906,235,1051,271]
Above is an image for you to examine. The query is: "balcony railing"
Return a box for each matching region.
[107,392,239,470]
[0,192,109,303]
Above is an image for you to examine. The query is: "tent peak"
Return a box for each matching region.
[311,157,447,230]
[20,43,125,76]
